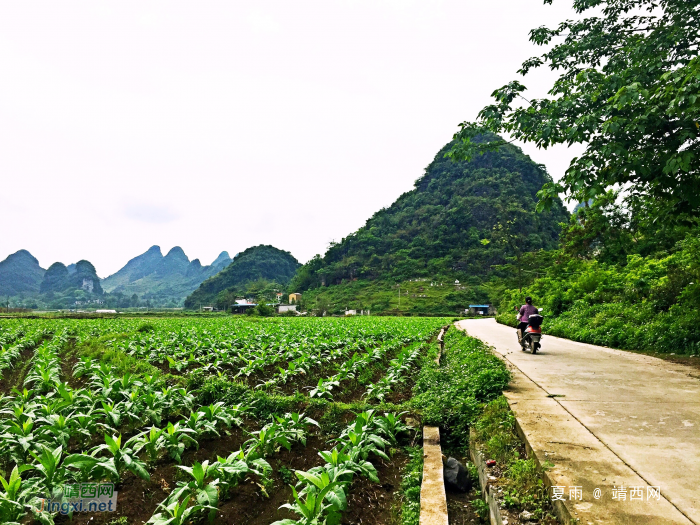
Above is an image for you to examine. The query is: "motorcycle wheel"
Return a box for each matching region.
[532,342,539,354]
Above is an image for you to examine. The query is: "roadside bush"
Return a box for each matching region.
[497,235,700,355]
[412,329,510,447]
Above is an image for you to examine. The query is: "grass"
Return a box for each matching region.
[472,396,554,521]
[411,328,511,450]
[397,446,423,525]
[68,332,185,386]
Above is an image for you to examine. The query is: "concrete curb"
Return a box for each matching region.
[419,325,451,525]
[436,327,445,364]
[420,426,449,525]
[510,416,572,524]
[469,430,505,525]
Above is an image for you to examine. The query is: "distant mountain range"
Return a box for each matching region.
[0,249,45,296]
[0,245,235,307]
[101,245,232,303]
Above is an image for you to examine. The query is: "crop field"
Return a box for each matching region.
[0,316,463,525]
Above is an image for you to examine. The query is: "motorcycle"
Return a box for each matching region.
[518,314,544,353]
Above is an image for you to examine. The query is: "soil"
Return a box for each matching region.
[16,332,438,525]
[0,346,35,395]
[342,453,408,524]
[446,488,482,525]
[642,351,700,372]
[59,344,82,389]
[53,429,410,525]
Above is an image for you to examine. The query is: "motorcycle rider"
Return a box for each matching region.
[517,296,539,341]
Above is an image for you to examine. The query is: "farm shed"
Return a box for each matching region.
[467,304,493,315]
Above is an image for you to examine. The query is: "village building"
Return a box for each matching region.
[467,304,494,315]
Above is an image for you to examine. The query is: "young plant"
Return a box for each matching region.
[308,378,340,400]
[244,423,291,458]
[147,494,211,525]
[274,468,352,525]
[0,464,34,524]
[318,445,378,483]
[184,410,219,438]
[275,413,319,446]
[162,422,198,464]
[167,461,219,523]
[131,426,165,463]
[2,418,37,464]
[91,434,150,482]
[29,445,96,498]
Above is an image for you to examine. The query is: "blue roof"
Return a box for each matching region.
[469,305,490,308]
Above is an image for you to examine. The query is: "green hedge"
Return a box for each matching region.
[497,236,700,355]
[411,328,511,447]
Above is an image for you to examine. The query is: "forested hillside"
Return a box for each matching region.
[0,249,45,296]
[40,260,102,295]
[185,245,300,308]
[290,137,569,314]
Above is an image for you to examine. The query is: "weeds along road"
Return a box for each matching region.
[457,318,700,525]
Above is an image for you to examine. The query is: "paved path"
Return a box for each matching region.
[456,318,700,525]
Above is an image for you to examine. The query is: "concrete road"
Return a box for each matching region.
[457,318,700,525]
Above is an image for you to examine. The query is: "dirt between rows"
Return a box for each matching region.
[0,346,35,395]
[53,429,409,525]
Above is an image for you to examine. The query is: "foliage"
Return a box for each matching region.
[185,245,301,308]
[472,397,554,521]
[298,278,492,316]
[412,329,511,448]
[498,233,700,354]
[289,140,568,312]
[0,249,45,296]
[450,0,700,219]
[398,446,422,525]
[0,316,457,525]
[40,260,103,296]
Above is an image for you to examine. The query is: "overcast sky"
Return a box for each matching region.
[0,0,584,277]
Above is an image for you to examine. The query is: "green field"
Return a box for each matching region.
[0,316,516,525]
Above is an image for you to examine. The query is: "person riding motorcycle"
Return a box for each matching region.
[517,297,539,341]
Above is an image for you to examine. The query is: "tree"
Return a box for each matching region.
[450,0,700,219]
[490,199,532,291]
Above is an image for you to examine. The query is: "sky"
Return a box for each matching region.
[0,0,585,277]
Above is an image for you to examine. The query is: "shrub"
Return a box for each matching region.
[412,329,510,448]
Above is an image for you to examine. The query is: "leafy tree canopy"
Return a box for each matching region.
[290,139,569,296]
[450,0,700,218]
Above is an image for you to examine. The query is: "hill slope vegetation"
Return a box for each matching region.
[0,250,45,296]
[497,192,700,355]
[290,138,569,314]
[185,245,301,308]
